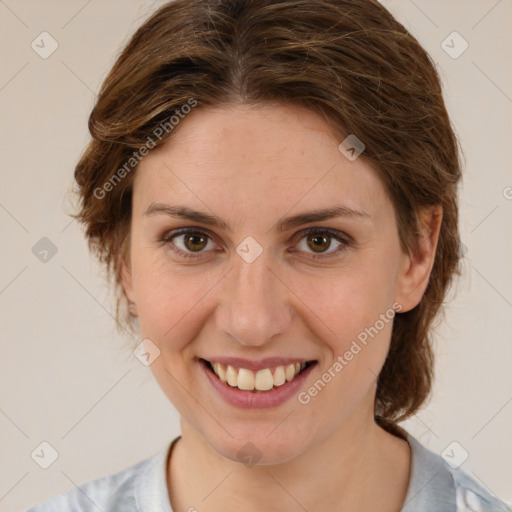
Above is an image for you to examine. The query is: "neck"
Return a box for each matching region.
[167,412,410,512]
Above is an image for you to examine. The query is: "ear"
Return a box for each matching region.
[120,252,138,317]
[395,205,443,313]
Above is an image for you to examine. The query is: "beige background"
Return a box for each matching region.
[1,0,511,510]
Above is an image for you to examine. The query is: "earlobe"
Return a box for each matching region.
[395,205,443,313]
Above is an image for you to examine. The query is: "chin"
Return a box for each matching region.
[201,422,314,466]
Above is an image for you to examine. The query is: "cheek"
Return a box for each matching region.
[294,277,396,426]
[133,253,219,350]
[290,257,396,343]
[289,262,397,406]
[132,258,217,408]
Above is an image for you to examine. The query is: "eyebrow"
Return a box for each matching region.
[143,203,370,232]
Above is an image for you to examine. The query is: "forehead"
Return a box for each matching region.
[134,103,391,223]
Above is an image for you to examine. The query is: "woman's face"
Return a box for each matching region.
[123,103,424,464]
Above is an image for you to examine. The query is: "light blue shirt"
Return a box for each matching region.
[24,433,510,511]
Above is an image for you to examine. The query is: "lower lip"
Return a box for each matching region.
[200,359,317,409]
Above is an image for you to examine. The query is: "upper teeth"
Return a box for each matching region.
[211,362,307,391]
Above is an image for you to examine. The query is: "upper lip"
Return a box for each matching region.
[201,357,316,371]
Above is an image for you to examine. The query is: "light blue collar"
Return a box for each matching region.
[135,434,459,512]
[401,433,456,511]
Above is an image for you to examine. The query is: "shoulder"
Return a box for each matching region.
[451,467,511,512]
[403,433,511,512]
[23,442,174,512]
[23,457,151,512]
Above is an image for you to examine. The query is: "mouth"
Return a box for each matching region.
[201,358,317,393]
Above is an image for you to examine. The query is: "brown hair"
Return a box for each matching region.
[73,0,463,427]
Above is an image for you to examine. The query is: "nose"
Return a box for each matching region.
[215,252,293,347]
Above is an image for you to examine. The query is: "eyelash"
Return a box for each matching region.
[159,227,352,261]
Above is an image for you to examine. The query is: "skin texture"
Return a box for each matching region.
[121,103,442,511]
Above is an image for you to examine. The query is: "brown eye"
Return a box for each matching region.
[294,228,350,259]
[162,229,216,257]
[306,233,332,253]
[183,232,208,252]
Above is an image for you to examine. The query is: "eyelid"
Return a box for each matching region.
[291,227,352,244]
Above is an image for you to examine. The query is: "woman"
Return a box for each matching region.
[25,0,510,510]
